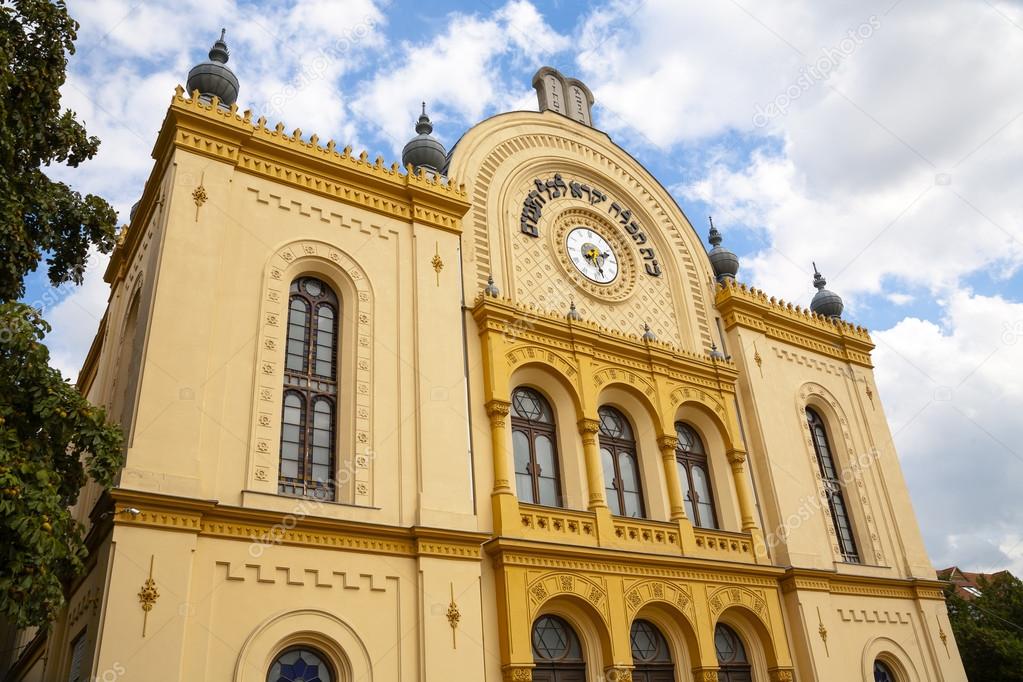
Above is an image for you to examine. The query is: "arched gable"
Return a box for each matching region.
[446,111,717,354]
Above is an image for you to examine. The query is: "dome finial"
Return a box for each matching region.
[187,28,239,105]
[706,216,739,283]
[812,261,826,289]
[809,262,843,319]
[415,102,434,135]
[708,216,722,246]
[209,28,230,64]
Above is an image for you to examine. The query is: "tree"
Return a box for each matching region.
[0,0,123,627]
[945,572,1023,681]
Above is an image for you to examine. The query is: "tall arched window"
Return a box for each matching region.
[806,407,859,562]
[532,615,585,682]
[511,387,563,507]
[630,619,674,682]
[874,660,897,682]
[279,277,339,500]
[268,646,335,682]
[715,624,752,682]
[598,406,645,518]
[675,422,718,529]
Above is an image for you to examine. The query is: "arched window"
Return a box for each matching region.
[279,277,339,500]
[267,646,335,682]
[532,615,585,682]
[715,624,751,682]
[598,406,645,518]
[806,407,859,562]
[675,422,718,529]
[630,619,674,682]
[874,660,897,682]
[511,387,563,507]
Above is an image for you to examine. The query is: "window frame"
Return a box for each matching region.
[674,421,718,529]
[510,387,564,507]
[806,407,860,563]
[279,277,340,501]
[598,406,646,518]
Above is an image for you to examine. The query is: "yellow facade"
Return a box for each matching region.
[5,83,967,682]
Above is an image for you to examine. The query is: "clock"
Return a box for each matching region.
[566,227,618,284]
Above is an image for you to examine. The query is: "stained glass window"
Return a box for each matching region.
[874,660,896,682]
[267,647,334,682]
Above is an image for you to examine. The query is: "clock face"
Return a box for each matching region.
[566,227,619,284]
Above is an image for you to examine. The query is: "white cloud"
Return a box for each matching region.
[576,0,1023,574]
[351,0,567,152]
[874,291,1023,575]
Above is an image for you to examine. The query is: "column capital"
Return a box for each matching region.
[486,399,511,423]
[768,668,795,682]
[501,664,534,681]
[657,434,679,455]
[726,448,748,466]
[603,666,634,682]
[692,668,719,682]
[577,417,601,435]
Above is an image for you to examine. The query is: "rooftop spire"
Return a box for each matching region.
[706,216,739,283]
[403,101,446,173]
[809,262,844,319]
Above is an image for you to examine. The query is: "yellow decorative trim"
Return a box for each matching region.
[781,568,950,601]
[715,280,874,367]
[431,243,444,285]
[473,296,737,392]
[816,605,829,656]
[937,613,950,656]
[446,583,461,648]
[137,555,159,637]
[191,171,207,221]
[693,528,754,561]
[108,489,487,561]
[164,87,470,231]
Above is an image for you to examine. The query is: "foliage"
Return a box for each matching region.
[0,0,118,302]
[0,304,123,626]
[0,0,123,628]
[945,572,1023,681]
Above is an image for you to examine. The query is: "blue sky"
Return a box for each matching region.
[30,0,1023,575]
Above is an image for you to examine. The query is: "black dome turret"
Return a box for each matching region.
[186,29,239,106]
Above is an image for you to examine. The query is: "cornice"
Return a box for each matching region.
[105,88,472,286]
[472,295,738,390]
[485,537,787,583]
[108,488,488,561]
[780,567,947,601]
[715,280,875,368]
[162,88,470,227]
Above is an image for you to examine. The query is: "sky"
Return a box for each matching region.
[28,0,1023,576]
